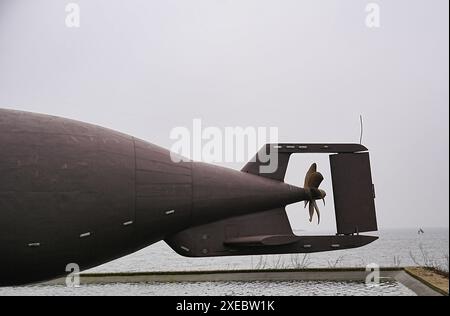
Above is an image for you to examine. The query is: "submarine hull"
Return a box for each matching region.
[0,109,304,285]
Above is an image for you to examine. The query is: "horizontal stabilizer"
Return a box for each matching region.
[165,207,378,257]
[224,235,301,247]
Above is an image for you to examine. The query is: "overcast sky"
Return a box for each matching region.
[0,0,448,231]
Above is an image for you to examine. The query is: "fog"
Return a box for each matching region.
[0,0,448,231]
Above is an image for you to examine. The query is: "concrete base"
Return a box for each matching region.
[43,267,446,296]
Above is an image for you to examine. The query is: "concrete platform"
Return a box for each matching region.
[44,267,447,296]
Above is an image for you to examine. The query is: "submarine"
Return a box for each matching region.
[0,109,378,286]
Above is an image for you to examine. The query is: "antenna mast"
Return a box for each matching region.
[359,115,364,144]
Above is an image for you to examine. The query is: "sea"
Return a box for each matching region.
[0,228,447,296]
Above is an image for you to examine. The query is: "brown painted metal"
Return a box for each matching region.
[0,109,378,286]
[242,143,368,182]
[330,153,378,234]
[165,206,377,257]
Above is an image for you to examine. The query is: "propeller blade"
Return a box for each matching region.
[313,200,321,224]
[308,172,324,188]
[304,163,317,188]
[308,202,314,222]
[302,163,325,225]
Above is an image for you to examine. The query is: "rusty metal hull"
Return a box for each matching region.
[0,109,377,286]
